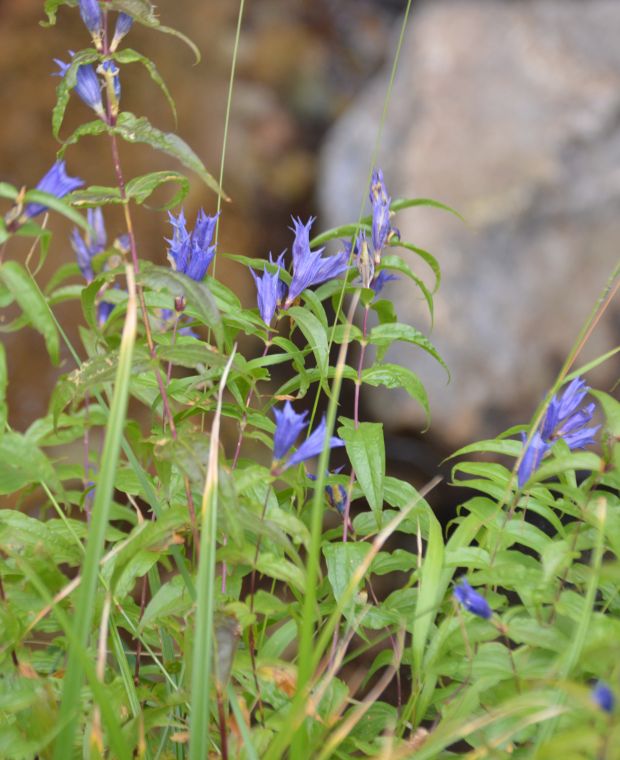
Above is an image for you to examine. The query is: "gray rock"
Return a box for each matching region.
[319,0,620,446]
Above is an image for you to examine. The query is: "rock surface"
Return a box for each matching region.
[319,0,620,446]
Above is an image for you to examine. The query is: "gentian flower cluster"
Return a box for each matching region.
[272,401,344,473]
[166,209,218,282]
[352,170,399,297]
[23,160,84,219]
[453,579,492,619]
[518,377,600,487]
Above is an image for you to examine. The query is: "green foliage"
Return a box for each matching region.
[1,2,617,758]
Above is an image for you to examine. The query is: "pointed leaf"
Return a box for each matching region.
[338,419,385,520]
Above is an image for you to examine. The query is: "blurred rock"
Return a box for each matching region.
[319,0,620,446]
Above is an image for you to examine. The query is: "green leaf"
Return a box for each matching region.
[113,48,177,121]
[58,118,109,154]
[412,509,444,672]
[0,261,60,364]
[51,48,99,138]
[108,0,201,63]
[0,432,60,494]
[369,322,449,377]
[125,170,189,208]
[338,419,385,520]
[388,243,441,293]
[391,196,464,222]
[288,305,329,379]
[112,112,225,197]
[67,185,123,207]
[0,182,18,201]
[41,0,75,27]
[362,363,430,425]
[590,390,620,437]
[22,189,92,234]
[380,253,435,317]
[140,264,223,348]
[323,542,370,621]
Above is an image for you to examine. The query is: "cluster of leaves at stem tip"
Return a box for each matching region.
[0,1,618,759]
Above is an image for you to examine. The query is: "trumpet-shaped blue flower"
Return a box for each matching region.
[54,56,104,117]
[23,160,84,219]
[71,207,107,281]
[250,252,286,326]
[272,402,344,470]
[454,579,492,619]
[371,269,399,296]
[166,208,218,282]
[592,681,615,713]
[518,377,600,487]
[369,168,397,260]
[284,217,348,307]
[79,0,103,37]
[111,12,133,51]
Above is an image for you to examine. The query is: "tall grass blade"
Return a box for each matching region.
[53,265,137,758]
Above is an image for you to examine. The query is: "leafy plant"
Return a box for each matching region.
[0,1,618,758]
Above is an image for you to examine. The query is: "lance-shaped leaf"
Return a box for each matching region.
[339,418,385,521]
[52,48,100,139]
[111,112,225,198]
[0,261,60,364]
[113,48,176,121]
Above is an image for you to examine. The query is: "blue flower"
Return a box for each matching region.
[54,56,104,117]
[78,0,103,37]
[166,208,218,282]
[273,402,308,460]
[272,402,344,470]
[371,270,399,296]
[284,217,349,307]
[250,252,286,326]
[454,579,492,619]
[71,207,107,281]
[111,12,133,51]
[308,469,348,515]
[23,160,84,218]
[369,168,397,261]
[518,377,600,487]
[592,681,615,714]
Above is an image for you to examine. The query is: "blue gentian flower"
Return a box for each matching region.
[111,12,133,51]
[371,270,399,296]
[54,56,104,117]
[272,401,344,471]
[166,208,218,282]
[250,252,286,326]
[369,168,397,262]
[78,0,103,37]
[71,207,107,281]
[592,681,615,714]
[518,377,600,487]
[453,579,492,619]
[284,217,349,307]
[23,160,84,218]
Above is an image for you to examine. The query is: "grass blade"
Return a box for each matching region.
[53,264,137,758]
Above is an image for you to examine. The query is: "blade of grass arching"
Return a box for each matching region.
[533,498,606,751]
[10,552,131,760]
[212,0,246,274]
[54,264,137,760]
[189,349,236,760]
